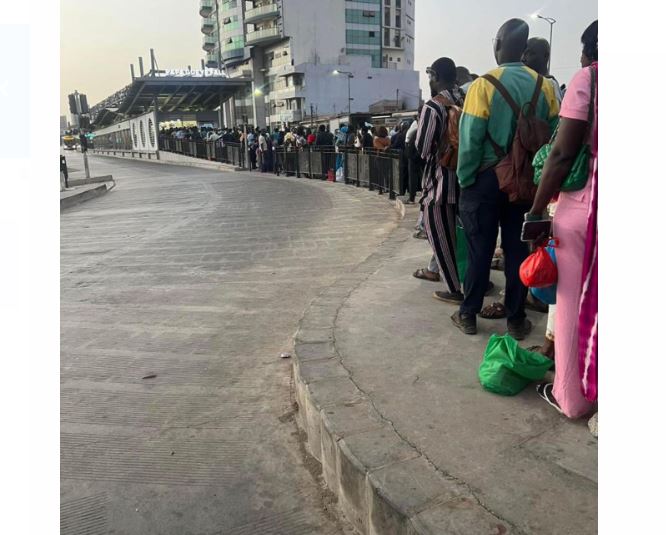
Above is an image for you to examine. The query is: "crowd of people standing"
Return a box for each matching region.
[408,18,598,423]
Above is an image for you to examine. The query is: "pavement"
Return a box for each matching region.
[60,153,400,534]
[60,151,115,210]
[293,204,597,534]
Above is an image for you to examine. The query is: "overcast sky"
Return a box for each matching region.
[60,0,597,118]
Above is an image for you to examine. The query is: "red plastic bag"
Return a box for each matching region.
[519,246,557,288]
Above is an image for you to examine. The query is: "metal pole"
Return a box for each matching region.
[348,75,351,117]
[548,22,554,73]
[83,151,90,179]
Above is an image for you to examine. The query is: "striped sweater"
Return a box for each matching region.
[456,62,560,188]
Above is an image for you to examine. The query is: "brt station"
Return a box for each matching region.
[90,70,253,157]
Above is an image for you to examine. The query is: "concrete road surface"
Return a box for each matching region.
[60,153,399,534]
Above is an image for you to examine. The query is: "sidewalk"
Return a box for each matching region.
[293,203,597,534]
[60,151,115,210]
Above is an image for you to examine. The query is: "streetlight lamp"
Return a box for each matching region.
[333,70,354,118]
[532,13,557,73]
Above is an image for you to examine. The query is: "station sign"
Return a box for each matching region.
[156,68,228,78]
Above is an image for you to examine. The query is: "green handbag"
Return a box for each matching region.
[533,68,596,192]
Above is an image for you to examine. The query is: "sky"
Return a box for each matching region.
[60,0,598,118]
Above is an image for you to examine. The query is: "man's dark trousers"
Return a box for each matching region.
[458,167,529,324]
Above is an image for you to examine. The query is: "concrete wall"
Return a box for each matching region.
[94,110,158,153]
[296,56,420,117]
[283,0,347,65]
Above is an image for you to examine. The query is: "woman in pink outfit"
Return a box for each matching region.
[527,20,598,418]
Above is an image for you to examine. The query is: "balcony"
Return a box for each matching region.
[205,52,220,68]
[202,34,218,52]
[201,18,216,34]
[245,2,279,25]
[222,47,245,65]
[276,85,304,99]
[245,26,281,46]
[199,0,215,17]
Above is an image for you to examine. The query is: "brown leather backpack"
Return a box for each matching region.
[433,94,463,170]
[482,74,552,203]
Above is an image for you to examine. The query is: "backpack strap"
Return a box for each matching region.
[481,74,520,116]
[529,74,545,115]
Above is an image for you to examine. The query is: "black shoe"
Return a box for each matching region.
[536,383,563,414]
[413,230,427,240]
[451,311,477,335]
[433,291,464,304]
[507,318,533,341]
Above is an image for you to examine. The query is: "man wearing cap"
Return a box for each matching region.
[413,57,466,303]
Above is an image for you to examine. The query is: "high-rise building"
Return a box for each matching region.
[199,0,420,129]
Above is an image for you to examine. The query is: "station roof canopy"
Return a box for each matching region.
[91,74,252,126]
[118,75,252,115]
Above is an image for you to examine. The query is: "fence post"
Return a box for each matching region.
[307,146,312,179]
[389,157,396,200]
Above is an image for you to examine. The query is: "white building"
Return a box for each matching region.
[200,0,420,129]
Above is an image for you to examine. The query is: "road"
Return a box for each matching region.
[60,153,399,534]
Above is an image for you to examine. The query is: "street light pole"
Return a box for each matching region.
[333,70,354,119]
[536,15,557,73]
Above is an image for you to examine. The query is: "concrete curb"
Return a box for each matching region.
[292,211,516,535]
[67,175,114,187]
[89,150,240,173]
[60,181,115,211]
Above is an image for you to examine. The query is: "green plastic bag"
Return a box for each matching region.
[455,225,468,286]
[478,334,553,396]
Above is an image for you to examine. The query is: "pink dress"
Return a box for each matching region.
[552,65,597,418]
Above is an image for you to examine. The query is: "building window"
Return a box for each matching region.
[384,7,390,23]
[384,28,390,46]
[396,15,401,27]
[369,31,375,37]
[396,0,401,6]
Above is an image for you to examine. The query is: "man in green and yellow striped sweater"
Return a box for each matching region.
[451,18,560,338]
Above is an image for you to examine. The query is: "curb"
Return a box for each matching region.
[60,181,115,211]
[67,174,114,187]
[89,150,240,173]
[291,212,516,535]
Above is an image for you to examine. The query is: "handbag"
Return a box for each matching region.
[532,67,596,191]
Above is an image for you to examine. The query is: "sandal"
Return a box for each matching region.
[536,383,563,414]
[480,302,507,319]
[413,268,440,282]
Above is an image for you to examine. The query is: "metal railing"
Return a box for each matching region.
[157,138,405,199]
[158,137,246,168]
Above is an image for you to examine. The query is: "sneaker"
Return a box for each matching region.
[451,311,477,335]
[413,230,427,240]
[536,383,563,414]
[433,291,464,304]
[507,318,533,341]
